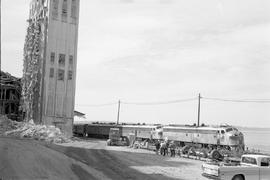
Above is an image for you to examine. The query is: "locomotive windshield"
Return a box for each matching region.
[226,127,238,132]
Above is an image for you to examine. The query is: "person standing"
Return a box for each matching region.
[165,141,169,156]
[169,141,176,157]
[155,140,161,155]
[160,141,167,156]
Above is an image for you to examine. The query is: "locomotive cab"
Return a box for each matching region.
[218,126,245,150]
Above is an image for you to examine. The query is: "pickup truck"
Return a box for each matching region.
[202,154,270,180]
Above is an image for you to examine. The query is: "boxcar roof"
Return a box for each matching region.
[74,123,116,127]
[121,125,158,129]
[163,126,226,131]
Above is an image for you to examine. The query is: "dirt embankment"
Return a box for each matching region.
[0,137,109,180]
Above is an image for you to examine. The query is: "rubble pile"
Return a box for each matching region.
[0,116,70,143]
[0,116,22,136]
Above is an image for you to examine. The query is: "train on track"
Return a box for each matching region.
[73,122,245,150]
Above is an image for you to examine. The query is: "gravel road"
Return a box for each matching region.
[0,137,208,180]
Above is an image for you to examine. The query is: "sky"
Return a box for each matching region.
[2,0,270,127]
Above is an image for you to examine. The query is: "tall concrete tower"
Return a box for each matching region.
[22,0,80,137]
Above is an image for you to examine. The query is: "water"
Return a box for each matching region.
[238,127,270,154]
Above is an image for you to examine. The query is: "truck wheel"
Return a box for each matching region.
[107,139,112,146]
[232,175,244,180]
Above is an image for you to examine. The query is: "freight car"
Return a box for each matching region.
[73,123,118,138]
[85,124,117,138]
[162,125,245,150]
[73,123,162,140]
[73,123,87,136]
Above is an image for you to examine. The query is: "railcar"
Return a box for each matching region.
[73,123,87,136]
[73,123,162,140]
[85,124,118,138]
[121,125,162,140]
[73,123,118,138]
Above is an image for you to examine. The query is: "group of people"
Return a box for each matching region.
[155,140,176,157]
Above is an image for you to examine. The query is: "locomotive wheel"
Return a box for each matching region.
[232,175,244,180]
[200,149,208,158]
[181,145,191,154]
[211,150,221,160]
[188,147,196,156]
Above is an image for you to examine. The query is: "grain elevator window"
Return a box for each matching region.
[52,0,59,19]
[49,68,54,78]
[68,70,73,80]
[71,0,77,18]
[59,54,65,67]
[50,52,55,64]
[62,0,68,21]
[69,55,73,66]
[58,69,65,81]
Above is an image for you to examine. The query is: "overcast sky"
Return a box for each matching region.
[2,0,270,127]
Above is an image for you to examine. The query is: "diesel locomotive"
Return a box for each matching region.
[162,125,245,150]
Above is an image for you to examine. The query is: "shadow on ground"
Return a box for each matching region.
[47,144,193,180]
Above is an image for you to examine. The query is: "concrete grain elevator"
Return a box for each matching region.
[22,0,80,137]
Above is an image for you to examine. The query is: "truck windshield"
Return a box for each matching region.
[242,157,257,165]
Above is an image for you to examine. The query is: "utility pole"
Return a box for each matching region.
[0,0,2,114]
[0,0,1,73]
[117,100,121,125]
[197,93,201,127]
[0,0,1,74]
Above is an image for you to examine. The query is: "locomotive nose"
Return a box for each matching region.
[228,131,244,143]
[229,133,238,139]
[228,131,242,138]
[228,131,244,147]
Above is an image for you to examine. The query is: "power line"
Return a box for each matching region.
[122,98,197,105]
[75,102,118,107]
[75,96,270,108]
[202,97,270,103]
